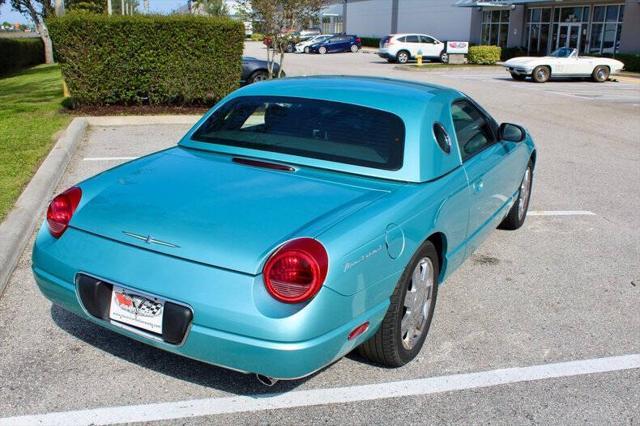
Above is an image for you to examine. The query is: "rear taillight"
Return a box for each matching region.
[356,37,361,43]
[263,238,328,304]
[46,186,82,238]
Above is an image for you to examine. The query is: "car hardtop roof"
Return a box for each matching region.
[390,33,436,37]
[234,75,460,104]
[187,76,466,183]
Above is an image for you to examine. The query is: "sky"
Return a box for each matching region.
[1,0,236,24]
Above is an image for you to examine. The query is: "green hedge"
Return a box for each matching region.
[359,37,380,48]
[47,13,244,106]
[0,38,45,75]
[468,45,501,65]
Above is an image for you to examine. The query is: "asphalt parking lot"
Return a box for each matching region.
[0,42,639,425]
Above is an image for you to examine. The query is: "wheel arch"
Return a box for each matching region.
[425,232,447,284]
[530,149,537,169]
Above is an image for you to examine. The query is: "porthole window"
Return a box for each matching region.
[433,122,451,154]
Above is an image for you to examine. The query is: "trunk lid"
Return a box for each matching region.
[71,148,389,275]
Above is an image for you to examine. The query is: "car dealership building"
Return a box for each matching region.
[324,0,639,54]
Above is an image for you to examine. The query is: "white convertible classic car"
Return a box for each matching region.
[503,47,625,83]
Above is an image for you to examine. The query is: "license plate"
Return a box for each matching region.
[109,286,164,334]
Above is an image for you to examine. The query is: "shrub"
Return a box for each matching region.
[468,45,501,65]
[501,47,527,61]
[359,37,380,48]
[250,32,264,41]
[47,13,244,106]
[0,38,45,75]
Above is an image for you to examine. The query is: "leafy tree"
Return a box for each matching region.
[237,0,328,78]
[10,0,56,63]
[65,0,106,14]
[193,0,228,17]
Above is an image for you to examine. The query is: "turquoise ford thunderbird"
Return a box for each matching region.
[33,76,536,384]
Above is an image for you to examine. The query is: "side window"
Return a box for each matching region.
[396,36,406,43]
[420,35,435,44]
[451,100,496,161]
[406,35,420,43]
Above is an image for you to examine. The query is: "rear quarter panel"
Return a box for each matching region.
[318,168,470,298]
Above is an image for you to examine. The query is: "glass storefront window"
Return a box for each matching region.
[589,23,604,53]
[593,6,605,21]
[560,7,582,23]
[605,5,619,21]
[480,9,510,47]
[588,4,624,54]
[541,8,551,22]
[526,7,552,55]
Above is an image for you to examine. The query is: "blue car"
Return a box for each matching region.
[309,35,361,54]
[33,76,535,383]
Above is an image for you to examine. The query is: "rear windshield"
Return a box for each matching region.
[191,96,405,170]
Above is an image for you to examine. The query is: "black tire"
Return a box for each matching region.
[396,50,410,64]
[532,66,550,83]
[510,72,526,81]
[304,46,310,54]
[350,44,359,53]
[248,70,268,84]
[318,46,327,55]
[439,50,448,63]
[285,43,294,53]
[592,65,610,82]
[499,161,533,230]
[358,240,439,367]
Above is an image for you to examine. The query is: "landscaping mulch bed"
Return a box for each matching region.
[67,105,210,116]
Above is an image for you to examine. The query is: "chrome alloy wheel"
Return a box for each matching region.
[518,167,532,221]
[596,67,608,81]
[401,257,435,350]
[535,67,549,82]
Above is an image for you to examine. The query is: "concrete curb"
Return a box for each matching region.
[0,117,88,297]
[86,115,201,126]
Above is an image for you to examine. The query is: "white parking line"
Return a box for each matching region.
[1,353,638,426]
[83,157,138,161]
[528,210,596,216]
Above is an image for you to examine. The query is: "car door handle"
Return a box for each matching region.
[472,179,484,192]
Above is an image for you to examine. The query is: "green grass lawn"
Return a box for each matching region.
[0,64,71,221]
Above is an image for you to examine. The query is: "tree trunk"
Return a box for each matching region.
[35,22,54,64]
[277,49,285,78]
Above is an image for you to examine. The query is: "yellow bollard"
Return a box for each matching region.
[417,55,423,66]
[63,81,70,97]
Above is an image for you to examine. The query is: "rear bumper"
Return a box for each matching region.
[377,49,394,59]
[32,226,389,379]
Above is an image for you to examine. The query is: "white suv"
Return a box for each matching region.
[378,34,447,64]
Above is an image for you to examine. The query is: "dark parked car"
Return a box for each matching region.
[241,57,284,85]
[309,35,361,54]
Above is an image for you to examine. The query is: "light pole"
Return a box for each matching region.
[107,0,112,15]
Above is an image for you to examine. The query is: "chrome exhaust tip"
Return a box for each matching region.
[256,374,279,386]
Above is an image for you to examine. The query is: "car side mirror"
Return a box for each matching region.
[499,123,526,142]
